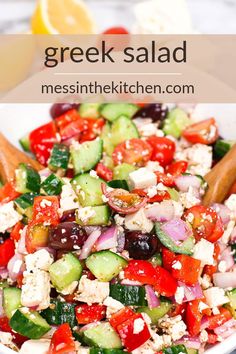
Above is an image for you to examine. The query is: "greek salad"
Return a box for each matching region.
[0,101,236,354]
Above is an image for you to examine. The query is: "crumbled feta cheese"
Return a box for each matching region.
[125,208,154,233]
[0,201,22,233]
[200,330,208,343]
[225,194,236,217]
[12,259,23,274]
[172,261,182,270]
[129,168,157,190]
[25,249,53,272]
[200,274,212,290]
[175,286,185,304]
[114,214,125,226]
[146,186,157,198]
[218,260,227,273]
[19,339,51,354]
[221,220,236,244]
[60,281,78,295]
[193,238,214,266]
[158,315,186,341]
[172,201,184,218]
[59,182,79,214]
[89,170,99,179]
[133,318,145,334]
[74,276,109,305]
[0,331,14,346]
[198,301,209,313]
[40,199,52,208]
[212,307,220,315]
[204,287,229,308]
[103,296,124,317]
[77,207,96,223]
[179,186,201,209]
[146,160,164,173]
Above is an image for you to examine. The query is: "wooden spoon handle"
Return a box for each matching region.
[203,144,236,205]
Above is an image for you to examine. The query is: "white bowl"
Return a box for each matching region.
[1,103,236,354]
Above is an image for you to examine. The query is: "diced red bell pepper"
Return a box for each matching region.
[204,243,220,278]
[0,316,27,347]
[10,221,24,242]
[154,266,177,297]
[162,247,176,272]
[48,323,75,354]
[124,260,157,285]
[117,313,151,352]
[186,299,203,336]
[0,239,15,267]
[155,172,175,187]
[169,303,186,317]
[0,181,20,204]
[110,307,135,331]
[26,222,50,254]
[165,160,188,176]
[207,307,232,330]
[171,254,201,286]
[95,163,113,182]
[206,331,218,344]
[32,196,60,226]
[75,304,106,324]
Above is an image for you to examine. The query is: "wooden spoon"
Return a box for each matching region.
[203,144,236,205]
[0,132,43,184]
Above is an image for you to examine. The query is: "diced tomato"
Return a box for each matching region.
[0,239,15,267]
[103,27,129,34]
[0,316,27,347]
[10,221,24,242]
[207,331,218,344]
[26,222,50,253]
[169,303,186,317]
[146,136,175,167]
[48,323,75,354]
[154,172,175,187]
[29,121,58,165]
[117,313,151,352]
[183,205,224,243]
[75,304,106,324]
[55,109,80,130]
[95,163,113,181]
[132,189,170,203]
[32,196,60,226]
[59,117,88,141]
[124,260,157,285]
[162,247,176,272]
[204,243,221,278]
[166,160,188,176]
[0,181,20,204]
[207,307,232,330]
[183,118,218,145]
[110,307,135,330]
[171,255,201,286]
[186,300,203,336]
[112,139,153,166]
[154,266,177,297]
[16,273,24,288]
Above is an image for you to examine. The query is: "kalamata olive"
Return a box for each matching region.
[0,233,9,244]
[50,103,79,119]
[49,222,87,251]
[134,103,168,123]
[61,210,76,222]
[124,231,158,260]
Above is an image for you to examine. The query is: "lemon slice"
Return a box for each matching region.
[31,0,96,34]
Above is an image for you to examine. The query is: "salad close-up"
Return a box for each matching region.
[0,102,236,354]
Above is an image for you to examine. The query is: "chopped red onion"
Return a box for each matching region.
[39,168,51,179]
[214,319,236,337]
[120,279,142,286]
[161,218,192,244]
[7,253,25,281]
[220,247,234,271]
[0,268,8,280]
[117,230,125,253]
[17,226,27,255]
[63,135,80,146]
[213,272,236,289]
[175,175,202,193]
[212,203,231,225]
[96,226,118,251]
[145,200,175,222]
[145,285,160,309]
[176,336,201,350]
[79,229,101,260]
[178,282,203,302]
[200,316,210,330]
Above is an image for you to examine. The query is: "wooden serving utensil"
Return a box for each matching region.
[203,144,236,205]
[0,132,42,184]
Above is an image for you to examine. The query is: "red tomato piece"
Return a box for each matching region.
[75,304,106,324]
[59,117,88,141]
[155,172,175,187]
[166,160,188,176]
[207,331,218,344]
[10,221,24,242]
[154,266,177,297]
[183,118,219,145]
[183,205,224,243]
[26,221,50,254]
[169,303,186,317]
[207,308,232,330]
[112,139,153,166]
[0,239,15,267]
[124,260,157,285]
[132,189,170,203]
[204,243,220,278]
[103,27,129,34]
[48,323,75,354]
[186,299,203,336]
[0,316,27,346]
[162,247,176,272]
[32,196,60,226]
[55,109,81,131]
[146,136,175,167]
[110,307,135,330]
[95,163,113,182]
[0,181,20,204]
[171,254,201,286]
[117,313,151,352]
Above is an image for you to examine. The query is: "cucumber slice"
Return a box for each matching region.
[19,134,30,152]
[71,138,103,175]
[72,173,105,207]
[102,155,114,170]
[3,287,22,319]
[214,139,235,159]
[163,345,187,354]
[226,288,236,318]
[90,349,127,354]
[109,284,147,306]
[49,143,70,171]
[107,180,129,191]
[167,188,179,201]
[41,299,76,328]
[15,192,38,217]
[82,322,122,349]
[100,103,139,122]
[163,108,191,138]
[15,163,41,194]
[100,123,114,156]
[49,253,82,291]
[41,174,63,196]
[186,349,198,354]
[76,205,111,226]
[10,308,50,339]
[111,116,139,146]
[86,251,128,282]
[79,103,102,119]
[155,222,195,255]
[113,163,136,181]
[149,253,162,267]
[137,301,172,324]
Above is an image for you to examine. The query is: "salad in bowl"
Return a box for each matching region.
[0,102,236,354]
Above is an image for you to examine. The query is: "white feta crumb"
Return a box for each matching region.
[146,186,157,198]
[158,315,186,341]
[0,331,14,346]
[19,339,51,354]
[0,201,22,233]
[74,275,109,305]
[60,281,78,295]
[172,261,182,270]
[179,186,201,209]
[218,260,227,273]
[114,214,125,226]
[198,301,209,313]
[133,318,145,334]
[25,249,53,272]
[77,207,96,223]
[145,160,164,173]
[172,201,183,218]
[40,199,52,208]
[200,274,212,290]
[175,286,185,304]
[103,296,124,318]
[59,181,79,214]
[193,238,214,266]
[212,307,220,315]
[200,330,208,343]
[128,168,157,190]
[89,170,99,179]
[125,208,154,233]
[204,287,229,308]
[225,194,236,218]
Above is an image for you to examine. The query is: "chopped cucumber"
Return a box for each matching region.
[10,308,50,339]
[111,116,139,146]
[100,103,139,122]
[186,349,198,354]
[15,163,41,194]
[3,287,22,318]
[79,103,102,119]
[155,222,195,255]
[137,301,172,324]
[109,284,147,306]
[49,143,70,171]
[214,139,235,159]
[15,192,38,218]
[72,173,105,207]
[149,253,162,267]
[41,299,76,328]
[100,123,114,156]
[167,188,179,201]
[226,288,236,318]
[107,180,129,191]
[102,155,114,170]
[163,108,190,138]
[41,174,63,196]
[19,134,30,152]
[90,349,127,354]
[82,322,122,349]
[113,163,136,181]
[49,253,82,291]
[163,345,187,354]
[76,205,111,226]
[86,251,128,282]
